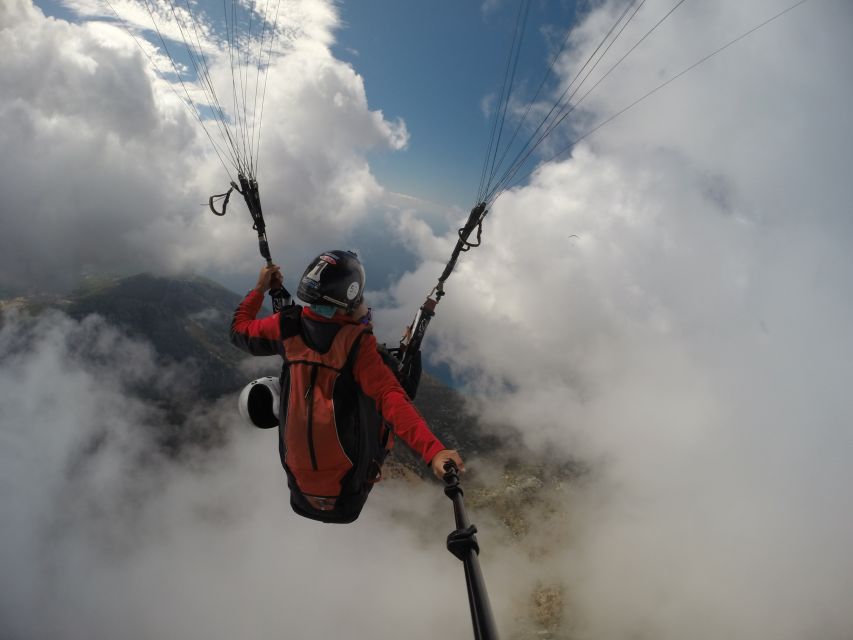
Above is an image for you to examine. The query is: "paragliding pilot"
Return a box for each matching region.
[231,250,464,523]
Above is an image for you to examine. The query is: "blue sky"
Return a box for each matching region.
[31,0,579,211]
[330,1,579,208]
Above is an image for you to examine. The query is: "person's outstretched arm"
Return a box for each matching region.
[353,332,464,478]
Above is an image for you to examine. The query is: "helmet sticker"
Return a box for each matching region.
[305,260,329,282]
[346,281,360,300]
[320,254,337,265]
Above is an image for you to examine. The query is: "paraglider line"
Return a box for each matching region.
[491,0,810,204]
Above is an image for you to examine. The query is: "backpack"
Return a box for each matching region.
[278,312,394,524]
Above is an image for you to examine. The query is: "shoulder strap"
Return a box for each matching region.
[279,304,303,340]
[343,326,369,369]
[331,324,369,371]
[284,323,367,371]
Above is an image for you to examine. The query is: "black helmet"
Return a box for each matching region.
[297,250,365,312]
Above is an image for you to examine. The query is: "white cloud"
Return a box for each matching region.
[4,0,853,637]
[1,310,540,638]
[377,1,853,637]
[0,0,407,291]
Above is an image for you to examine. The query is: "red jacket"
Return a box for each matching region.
[230,289,445,464]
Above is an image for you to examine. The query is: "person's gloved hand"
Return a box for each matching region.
[270,269,284,292]
[430,449,465,479]
[255,264,282,293]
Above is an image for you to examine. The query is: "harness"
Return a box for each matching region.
[279,315,392,523]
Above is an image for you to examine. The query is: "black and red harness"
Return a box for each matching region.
[278,309,393,523]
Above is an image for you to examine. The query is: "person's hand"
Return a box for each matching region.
[430,449,464,480]
[255,264,282,293]
[270,269,284,291]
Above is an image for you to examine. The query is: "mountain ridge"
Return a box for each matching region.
[0,272,499,473]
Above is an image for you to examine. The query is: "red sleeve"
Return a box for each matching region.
[352,332,445,465]
[229,289,283,356]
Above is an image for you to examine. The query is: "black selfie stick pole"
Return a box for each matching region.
[442,461,499,640]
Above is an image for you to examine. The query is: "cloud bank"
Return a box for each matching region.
[375,0,853,637]
[3,0,853,638]
[0,0,407,291]
[1,310,540,639]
